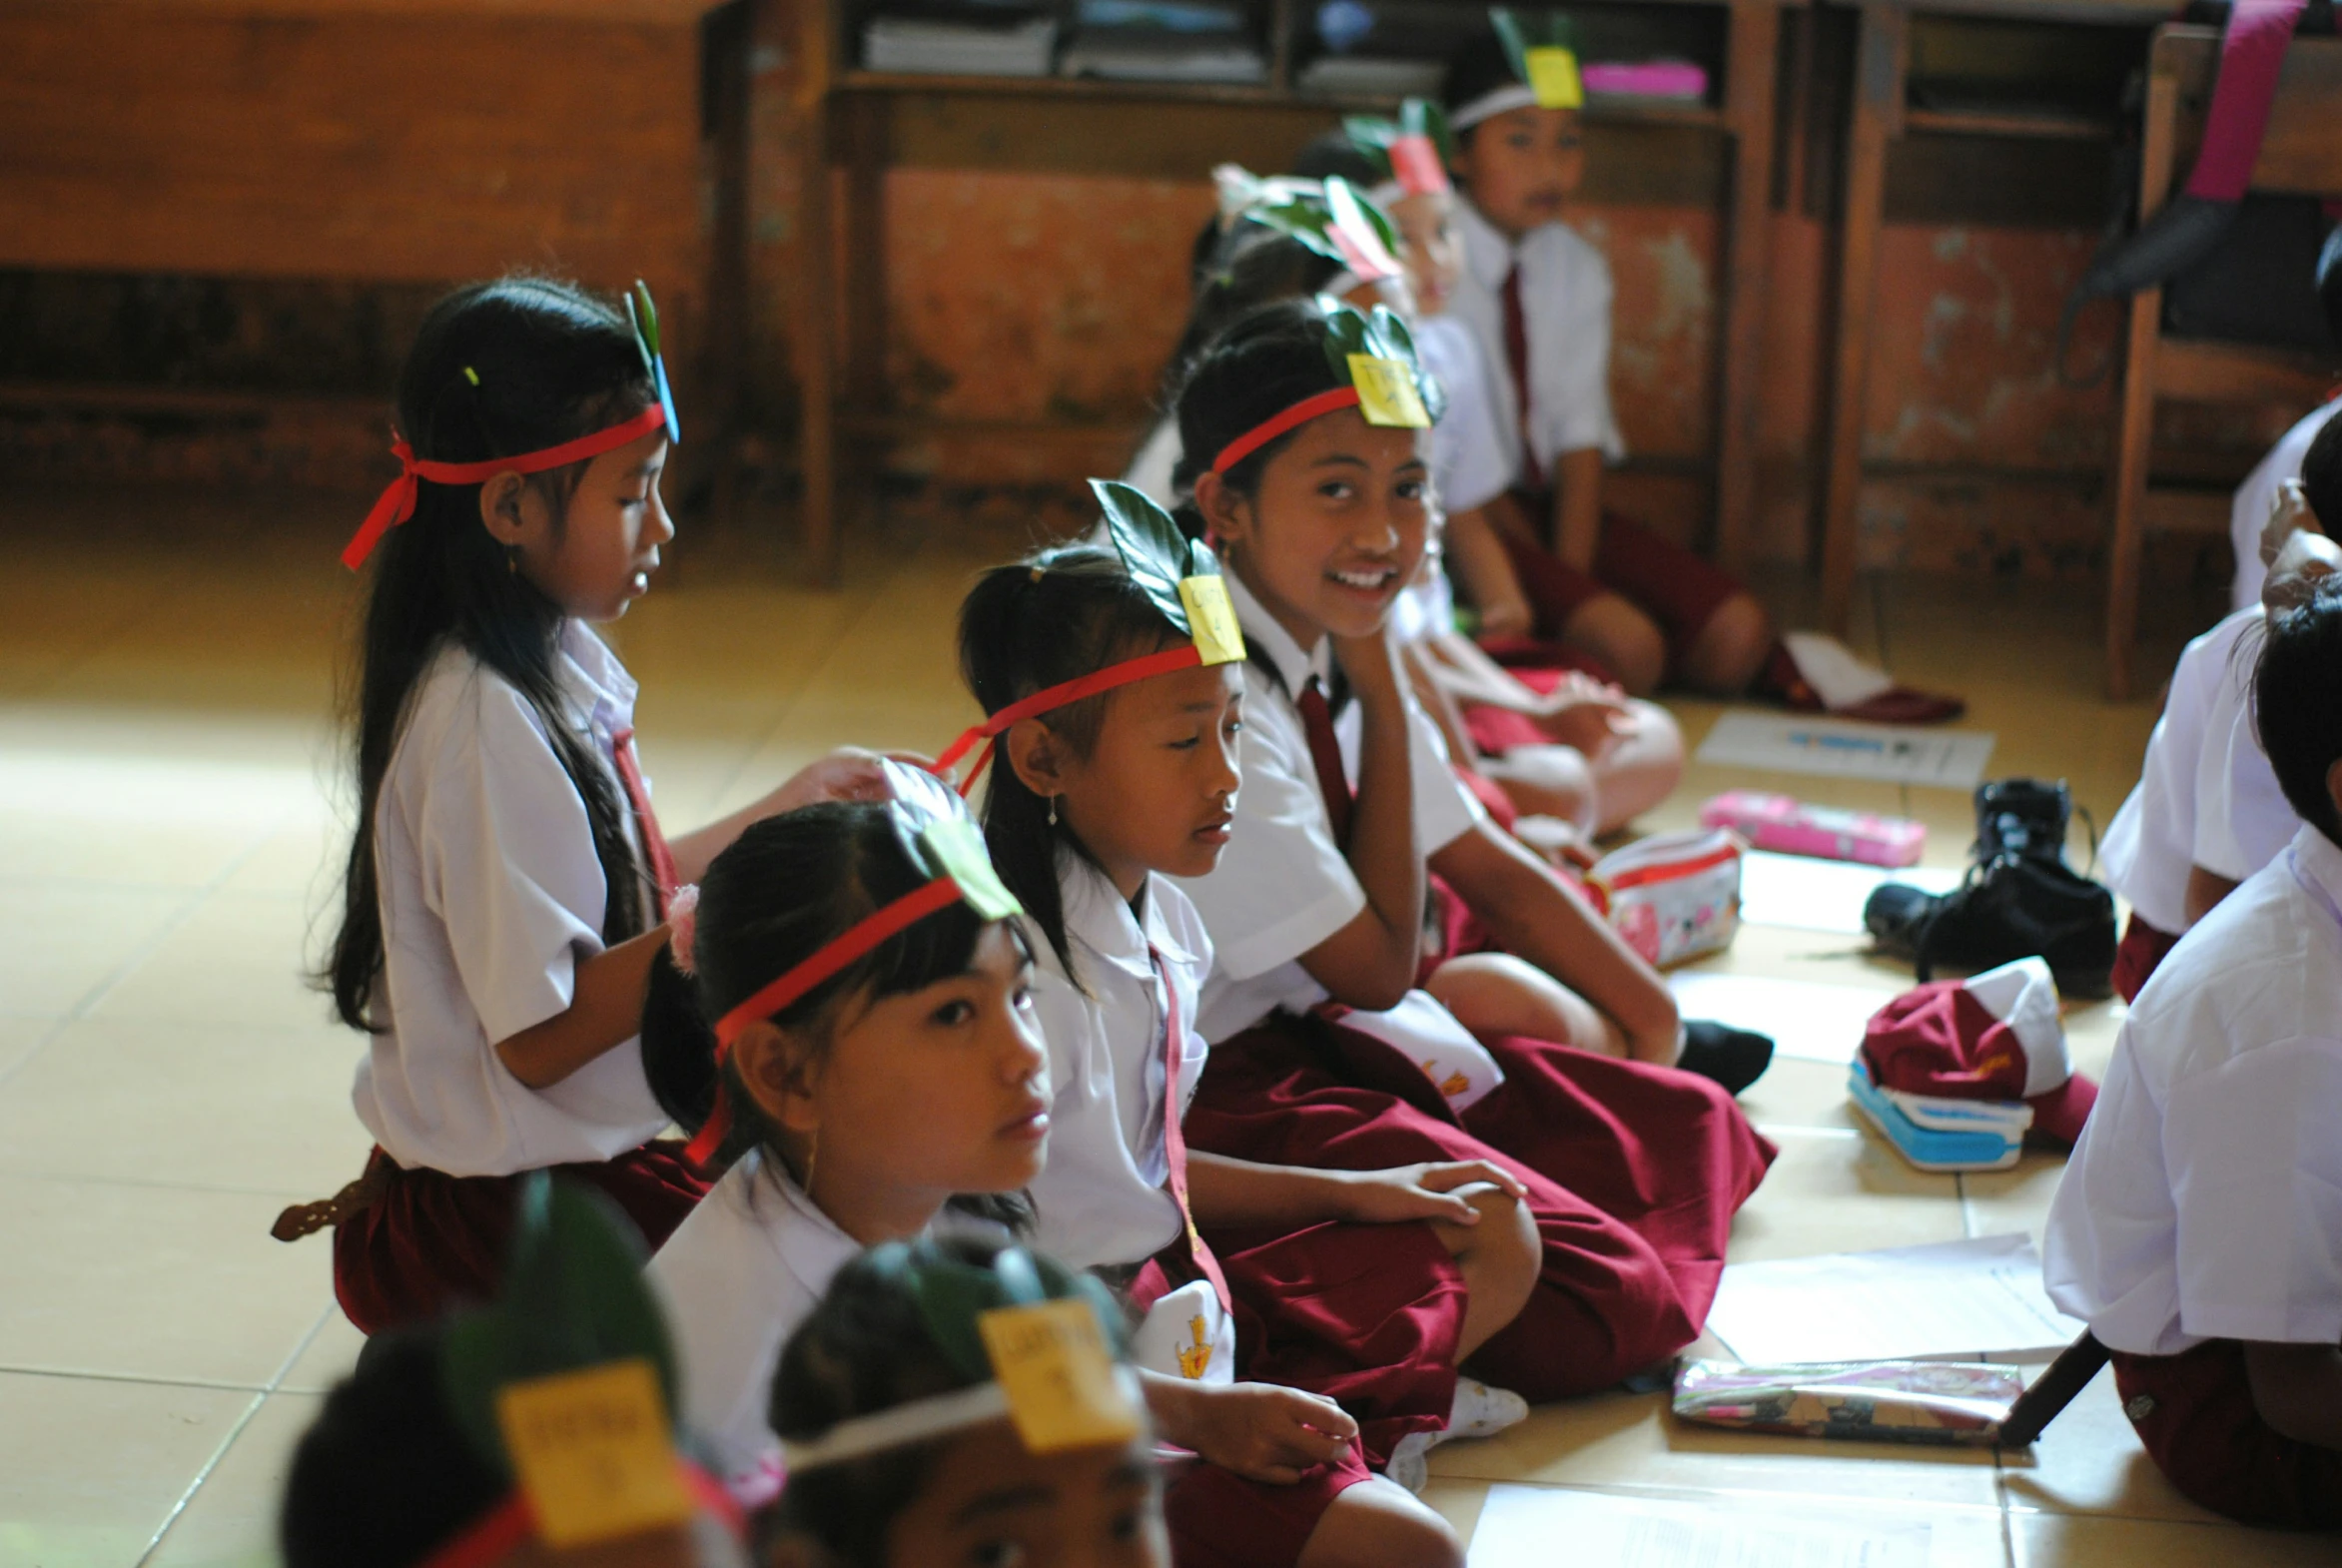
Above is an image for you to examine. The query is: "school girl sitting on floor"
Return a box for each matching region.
[1438,18,1958,721]
[951,491,1538,1560]
[2044,577,2342,1531]
[641,768,1046,1504]
[286,276,888,1334]
[1163,294,1775,1409]
[766,1235,1172,1568]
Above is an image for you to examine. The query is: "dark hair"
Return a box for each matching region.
[1441,32,1519,144]
[639,803,997,1173]
[2255,577,2342,846]
[1169,296,1350,505]
[325,275,659,1033]
[1156,228,1343,419]
[958,547,1185,980]
[767,1234,1129,1568]
[280,1327,505,1568]
[1289,132,1381,188]
[2301,405,2342,536]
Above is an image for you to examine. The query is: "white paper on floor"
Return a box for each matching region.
[1696,712,1997,789]
[1738,851,1963,935]
[1466,1484,1933,1568]
[1669,972,1897,1063]
[1705,1234,2087,1367]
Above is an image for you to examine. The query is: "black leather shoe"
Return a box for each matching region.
[1677,1021,1775,1096]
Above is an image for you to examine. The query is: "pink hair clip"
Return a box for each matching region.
[666,884,702,977]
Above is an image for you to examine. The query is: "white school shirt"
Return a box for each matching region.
[1386,557,1459,646]
[2190,613,2296,884]
[2230,398,2340,611]
[1172,571,1484,1042]
[2097,607,2264,935]
[1127,414,1182,508]
[354,622,667,1177]
[1449,198,1627,484]
[1025,864,1212,1271]
[647,1154,864,1501]
[2043,823,2342,1355]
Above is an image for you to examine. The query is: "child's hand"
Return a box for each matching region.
[761,748,912,815]
[1335,1160,1528,1226]
[1476,592,1536,642]
[1537,677,1634,758]
[1177,1382,1360,1485]
[1330,628,1406,704]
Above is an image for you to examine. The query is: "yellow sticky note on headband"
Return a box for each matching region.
[1348,355,1431,429]
[495,1359,692,1548]
[923,818,1024,922]
[1178,575,1245,667]
[978,1298,1144,1454]
[1526,47,1583,109]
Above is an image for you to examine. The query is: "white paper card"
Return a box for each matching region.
[1738,852,1963,935]
[1696,713,1997,790]
[1668,972,1897,1063]
[1467,1484,1933,1568]
[1705,1234,2086,1366]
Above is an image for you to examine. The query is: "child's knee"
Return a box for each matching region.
[1425,954,1612,1055]
[1486,744,1595,831]
[1300,1477,1464,1568]
[1681,592,1774,695]
[1559,594,1666,695]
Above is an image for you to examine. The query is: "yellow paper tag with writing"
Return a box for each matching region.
[977,1298,1144,1454]
[1347,355,1431,429]
[1177,574,1245,666]
[1525,47,1583,109]
[495,1359,692,1548]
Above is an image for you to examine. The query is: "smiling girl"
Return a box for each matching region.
[297,277,888,1335]
[643,767,1051,1504]
[1167,297,1774,1407]
[951,492,1538,1565]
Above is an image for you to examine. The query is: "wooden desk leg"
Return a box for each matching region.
[1715,0,1781,573]
[1819,2,1904,634]
[2105,64,2180,702]
[840,95,889,537]
[797,104,840,588]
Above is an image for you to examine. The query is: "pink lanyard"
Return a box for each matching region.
[1151,946,1231,1312]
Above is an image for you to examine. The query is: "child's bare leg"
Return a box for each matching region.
[1678,592,1774,696]
[1558,593,1666,696]
[1584,699,1684,834]
[1296,1477,1463,1568]
[1427,953,1626,1058]
[1427,1183,1541,1361]
[1479,744,1595,833]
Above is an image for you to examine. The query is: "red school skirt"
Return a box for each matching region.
[1184,1012,1775,1406]
[331,1143,709,1334]
[1495,508,1746,675]
[1135,1236,1457,1568]
[2111,913,2183,1005]
[2110,1340,2342,1529]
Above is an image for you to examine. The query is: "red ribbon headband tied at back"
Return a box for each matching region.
[933,645,1209,797]
[340,404,669,571]
[1209,387,1363,477]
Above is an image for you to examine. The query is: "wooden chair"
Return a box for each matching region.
[2105,24,2342,700]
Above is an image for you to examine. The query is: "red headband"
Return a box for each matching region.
[341,404,668,570]
[417,1458,739,1568]
[1209,387,1362,476]
[683,875,974,1169]
[935,645,1206,797]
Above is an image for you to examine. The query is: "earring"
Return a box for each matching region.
[801,1126,819,1197]
[1048,795,1059,827]
[504,544,519,575]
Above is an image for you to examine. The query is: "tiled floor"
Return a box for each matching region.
[0,484,2292,1566]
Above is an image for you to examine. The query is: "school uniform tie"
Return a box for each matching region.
[1151,947,1231,1313]
[1500,263,1544,490]
[1295,676,1355,850]
[610,727,680,919]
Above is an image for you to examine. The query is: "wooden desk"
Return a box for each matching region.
[785,0,1790,586]
[1815,0,2168,633]
[0,0,726,438]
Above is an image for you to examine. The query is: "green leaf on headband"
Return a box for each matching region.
[1094,478,1216,635]
[883,1240,1132,1388]
[1313,298,1449,428]
[1216,166,1400,281]
[439,1175,678,1477]
[1344,98,1457,176]
[879,759,1019,919]
[1490,7,1577,75]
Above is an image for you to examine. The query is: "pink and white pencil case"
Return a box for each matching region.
[1698,790,1925,869]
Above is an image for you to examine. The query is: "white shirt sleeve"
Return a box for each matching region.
[2163,1037,2342,1345]
[412,679,609,1047]
[2194,681,2298,885]
[1419,319,1513,515]
[1545,235,1622,460]
[1405,700,1486,854]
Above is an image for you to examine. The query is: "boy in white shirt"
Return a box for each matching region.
[2043,579,2342,1528]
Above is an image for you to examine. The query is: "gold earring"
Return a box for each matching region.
[801,1126,819,1196]
[1048,795,1059,827]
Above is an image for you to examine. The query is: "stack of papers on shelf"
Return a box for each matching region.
[864,12,1058,75]
[1060,0,1265,83]
[1295,55,1445,96]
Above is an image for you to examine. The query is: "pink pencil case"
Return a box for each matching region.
[1581,60,1709,101]
[1698,790,1926,868]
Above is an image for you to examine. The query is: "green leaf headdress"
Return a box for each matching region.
[1212,164,1405,285]
[1343,99,1456,199]
[1453,8,1582,129]
[625,279,682,444]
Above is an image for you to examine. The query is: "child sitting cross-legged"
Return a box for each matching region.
[2044,576,2342,1529]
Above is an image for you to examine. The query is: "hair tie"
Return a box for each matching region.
[666,884,701,977]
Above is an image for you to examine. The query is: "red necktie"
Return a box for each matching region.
[1152,948,1230,1312]
[1295,676,1355,850]
[1501,263,1543,491]
[610,727,679,919]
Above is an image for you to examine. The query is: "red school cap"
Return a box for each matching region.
[1860,957,2098,1148]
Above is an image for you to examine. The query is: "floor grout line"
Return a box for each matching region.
[0,1363,275,1393]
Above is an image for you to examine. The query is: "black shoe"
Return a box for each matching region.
[1975,778,2072,866]
[1678,1021,1774,1096]
[1863,864,2116,1000]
